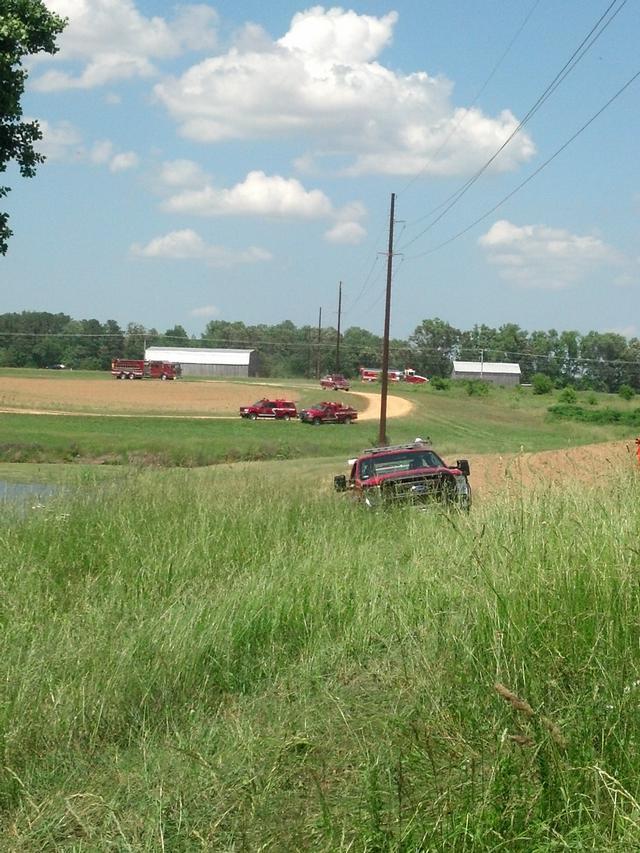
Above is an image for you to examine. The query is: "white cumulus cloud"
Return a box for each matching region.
[36,1,218,90]
[36,119,83,160]
[36,124,139,173]
[190,304,220,318]
[109,151,139,172]
[324,221,366,245]
[89,139,139,172]
[159,159,210,189]
[154,6,534,176]
[130,229,273,267]
[478,220,619,289]
[163,170,334,219]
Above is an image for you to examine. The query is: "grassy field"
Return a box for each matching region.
[1,465,640,849]
[2,371,640,849]
[1,372,639,466]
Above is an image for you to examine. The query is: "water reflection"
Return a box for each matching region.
[0,481,60,504]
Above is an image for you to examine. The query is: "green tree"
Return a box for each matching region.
[123,323,147,359]
[409,318,460,378]
[1,1,66,253]
[341,326,382,377]
[580,331,629,392]
[162,325,189,343]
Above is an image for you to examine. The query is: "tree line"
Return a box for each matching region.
[1,311,639,392]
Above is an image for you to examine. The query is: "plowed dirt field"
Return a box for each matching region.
[0,377,300,416]
[469,439,636,497]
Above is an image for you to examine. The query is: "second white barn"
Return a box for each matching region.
[452,360,521,387]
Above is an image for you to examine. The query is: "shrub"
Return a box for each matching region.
[548,403,640,425]
[430,376,450,390]
[559,387,577,403]
[586,392,598,406]
[619,384,635,401]
[464,379,490,397]
[532,373,553,395]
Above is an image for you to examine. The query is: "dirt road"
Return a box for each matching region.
[0,377,413,420]
[349,391,414,421]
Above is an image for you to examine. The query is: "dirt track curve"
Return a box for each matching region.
[0,383,413,421]
[349,391,414,421]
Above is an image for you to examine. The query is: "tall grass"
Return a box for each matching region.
[1,467,640,849]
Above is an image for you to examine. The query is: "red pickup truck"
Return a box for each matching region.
[320,374,350,391]
[334,440,471,510]
[299,401,358,425]
[240,398,298,420]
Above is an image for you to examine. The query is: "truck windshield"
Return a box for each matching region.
[360,450,445,479]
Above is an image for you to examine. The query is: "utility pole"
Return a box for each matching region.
[336,281,342,372]
[378,192,396,446]
[316,306,322,379]
[480,348,484,379]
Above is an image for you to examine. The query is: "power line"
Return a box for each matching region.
[398,0,628,252]
[399,0,542,198]
[403,67,640,260]
[346,1,543,331]
[1,330,639,367]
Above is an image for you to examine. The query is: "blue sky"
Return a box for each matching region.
[2,0,639,339]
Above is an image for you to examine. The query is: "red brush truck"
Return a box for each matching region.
[299,400,358,425]
[111,359,181,380]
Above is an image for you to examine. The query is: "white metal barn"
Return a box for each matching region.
[451,360,521,387]
[145,346,257,378]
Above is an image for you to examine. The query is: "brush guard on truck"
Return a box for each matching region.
[371,471,470,510]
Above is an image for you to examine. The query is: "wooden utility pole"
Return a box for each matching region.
[378,192,396,446]
[336,281,342,372]
[316,306,322,379]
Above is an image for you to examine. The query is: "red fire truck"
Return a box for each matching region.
[111,359,181,380]
[359,367,428,384]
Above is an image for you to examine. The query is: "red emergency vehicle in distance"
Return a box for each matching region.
[111,359,181,380]
[359,367,428,384]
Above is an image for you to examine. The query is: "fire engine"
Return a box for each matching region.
[111,359,181,380]
[359,367,428,384]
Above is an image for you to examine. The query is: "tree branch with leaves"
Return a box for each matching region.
[1,0,66,254]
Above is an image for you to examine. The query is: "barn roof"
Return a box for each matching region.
[146,346,254,366]
[452,361,521,375]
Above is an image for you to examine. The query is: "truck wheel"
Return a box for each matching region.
[161,373,167,380]
[118,373,124,379]
[249,413,258,420]
[313,417,322,425]
[282,414,291,421]
[128,373,135,379]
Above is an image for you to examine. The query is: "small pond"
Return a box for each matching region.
[0,481,61,504]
